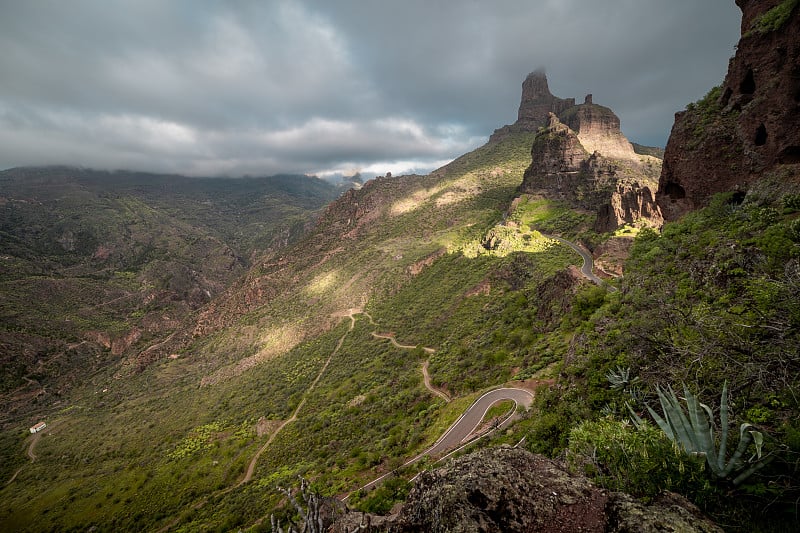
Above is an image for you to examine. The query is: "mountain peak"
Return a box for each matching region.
[516,70,576,129]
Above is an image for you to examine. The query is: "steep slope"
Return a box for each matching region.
[511,3,800,529]
[8,15,800,525]
[657,0,800,219]
[0,167,339,426]
[0,128,591,532]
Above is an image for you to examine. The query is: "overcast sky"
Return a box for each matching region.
[0,0,741,179]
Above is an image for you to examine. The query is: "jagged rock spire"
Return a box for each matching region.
[516,70,575,129]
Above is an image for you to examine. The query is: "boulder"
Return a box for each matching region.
[331,446,723,533]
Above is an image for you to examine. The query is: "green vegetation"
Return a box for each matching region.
[3,119,800,531]
[350,476,412,515]
[567,417,708,499]
[484,399,515,421]
[523,187,800,528]
[509,196,594,238]
[1,131,585,531]
[684,85,728,146]
[749,0,798,35]
[631,382,769,486]
[0,167,341,422]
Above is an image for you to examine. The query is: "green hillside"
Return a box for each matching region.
[1,129,799,532]
[0,131,588,531]
[0,167,340,427]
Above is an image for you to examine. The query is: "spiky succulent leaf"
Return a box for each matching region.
[717,381,729,471]
[645,381,770,485]
[750,429,764,461]
[626,401,645,429]
[684,386,715,459]
[646,402,673,440]
[663,385,700,453]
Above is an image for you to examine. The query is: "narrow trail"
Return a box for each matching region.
[364,313,448,402]
[161,309,464,530]
[26,432,40,461]
[421,360,450,402]
[157,313,359,532]
[238,313,356,485]
[370,332,435,353]
[5,423,45,486]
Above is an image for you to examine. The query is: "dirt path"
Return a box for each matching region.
[365,318,447,402]
[370,332,435,354]
[239,313,356,485]
[158,313,359,532]
[160,309,446,530]
[5,426,44,486]
[236,310,442,487]
[421,360,450,402]
[26,431,40,461]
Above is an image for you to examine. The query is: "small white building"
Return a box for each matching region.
[29,421,46,434]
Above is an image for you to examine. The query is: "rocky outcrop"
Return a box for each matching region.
[516,69,576,130]
[496,72,663,231]
[523,113,589,180]
[331,446,722,533]
[562,96,637,160]
[657,0,800,219]
[596,181,663,233]
[519,114,662,231]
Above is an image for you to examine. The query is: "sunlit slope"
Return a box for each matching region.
[0,168,340,429]
[0,132,585,531]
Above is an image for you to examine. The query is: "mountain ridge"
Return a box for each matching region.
[0,168,342,425]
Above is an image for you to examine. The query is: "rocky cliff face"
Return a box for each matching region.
[657,0,800,219]
[562,96,638,160]
[494,72,662,232]
[519,113,662,232]
[516,69,576,130]
[523,113,589,177]
[331,447,722,533]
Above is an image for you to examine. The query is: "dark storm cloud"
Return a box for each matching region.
[0,0,740,177]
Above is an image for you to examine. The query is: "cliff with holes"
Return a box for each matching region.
[657,0,800,220]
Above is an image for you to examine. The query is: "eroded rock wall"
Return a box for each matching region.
[519,113,662,231]
[657,0,800,219]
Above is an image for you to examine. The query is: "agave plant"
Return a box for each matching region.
[628,381,769,485]
[606,365,639,390]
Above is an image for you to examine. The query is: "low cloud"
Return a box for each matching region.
[0,0,741,177]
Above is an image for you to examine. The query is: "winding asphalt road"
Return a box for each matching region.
[425,388,533,457]
[546,234,618,292]
[350,387,533,496]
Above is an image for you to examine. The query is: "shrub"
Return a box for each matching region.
[750,0,799,34]
[567,417,708,499]
[782,193,800,213]
[353,476,411,515]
